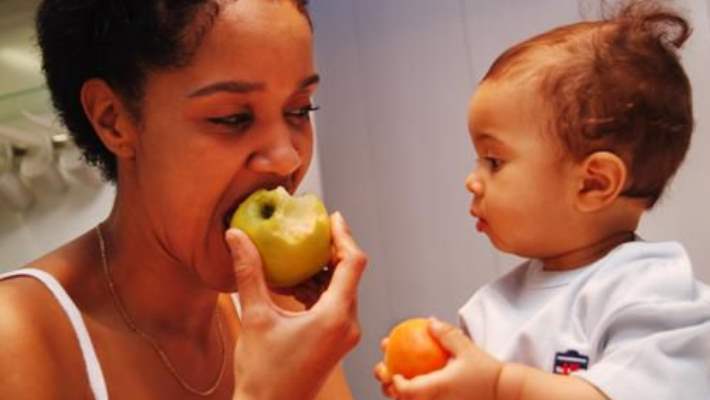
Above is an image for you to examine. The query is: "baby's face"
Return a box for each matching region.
[465,80,583,260]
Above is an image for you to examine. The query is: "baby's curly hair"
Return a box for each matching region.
[483,0,693,208]
[36,0,311,182]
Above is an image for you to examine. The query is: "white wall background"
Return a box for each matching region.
[309,1,710,399]
[0,0,110,269]
[2,2,708,399]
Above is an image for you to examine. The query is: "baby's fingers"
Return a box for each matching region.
[374,362,393,384]
[381,337,390,352]
[428,318,471,357]
[393,373,444,400]
[374,362,400,398]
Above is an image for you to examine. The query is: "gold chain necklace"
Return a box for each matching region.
[96,225,227,397]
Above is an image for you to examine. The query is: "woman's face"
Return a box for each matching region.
[123,0,316,289]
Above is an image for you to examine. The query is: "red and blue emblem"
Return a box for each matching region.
[553,350,589,375]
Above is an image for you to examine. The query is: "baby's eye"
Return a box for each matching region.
[285,104,320,121]
[481,157,503,172]
[207,112,254,129]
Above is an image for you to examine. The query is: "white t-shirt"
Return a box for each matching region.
[459,240,710,399]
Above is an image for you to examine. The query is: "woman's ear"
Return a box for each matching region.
[575,151,628,213]
[80,79,138,158]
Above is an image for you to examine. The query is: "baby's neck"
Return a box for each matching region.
[540,230,636,271]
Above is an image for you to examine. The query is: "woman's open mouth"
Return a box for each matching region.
[222,180,295,231]
[223,204,240,230]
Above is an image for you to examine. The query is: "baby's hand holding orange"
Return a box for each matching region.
[383,318,451,379]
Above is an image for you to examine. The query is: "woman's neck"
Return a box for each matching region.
[100,207,220,341]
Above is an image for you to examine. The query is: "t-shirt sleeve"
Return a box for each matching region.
[573,299,710,400]
[458,291,482,340]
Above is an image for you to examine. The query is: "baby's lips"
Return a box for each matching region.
[476,219,488,232]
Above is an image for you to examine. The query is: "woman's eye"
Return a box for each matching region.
[285,104,320,120]
[207,113,254,127]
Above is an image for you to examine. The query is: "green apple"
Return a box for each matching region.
[230,186,332,288]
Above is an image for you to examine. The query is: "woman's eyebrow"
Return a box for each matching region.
[299,73,320,89]
[187,74,320,98]
[187,80,266,97]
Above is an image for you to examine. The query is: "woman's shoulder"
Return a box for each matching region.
[0,267,67,324]
[8,229,104,302]
[0,231,104,340]
[0,262,88,344]
[0,237,100,397]
[0,270,87,396]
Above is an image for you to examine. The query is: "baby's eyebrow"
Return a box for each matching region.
[474,133,512,156]
[474,132,504,145]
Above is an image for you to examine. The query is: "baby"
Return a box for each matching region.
[375,1,710,399]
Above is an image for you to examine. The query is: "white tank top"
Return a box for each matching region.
[0,268,241,400]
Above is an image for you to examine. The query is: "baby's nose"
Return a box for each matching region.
[465,173,484,196]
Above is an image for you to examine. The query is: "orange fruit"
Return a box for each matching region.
[384,318,450,379]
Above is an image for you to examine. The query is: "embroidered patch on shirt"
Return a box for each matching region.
[553,350,589,375]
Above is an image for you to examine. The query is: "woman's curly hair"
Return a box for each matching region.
[36,0,311,182]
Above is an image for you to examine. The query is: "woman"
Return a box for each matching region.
[0,0,367,398]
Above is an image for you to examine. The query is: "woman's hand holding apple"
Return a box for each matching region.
[226,212,367,400]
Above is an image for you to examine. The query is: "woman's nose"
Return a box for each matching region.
[248,131,302,177]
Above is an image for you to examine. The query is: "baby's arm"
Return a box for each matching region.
[375,319,607,400]
[493,362,606,400]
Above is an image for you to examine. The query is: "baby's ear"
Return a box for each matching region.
[575,151,627,213]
